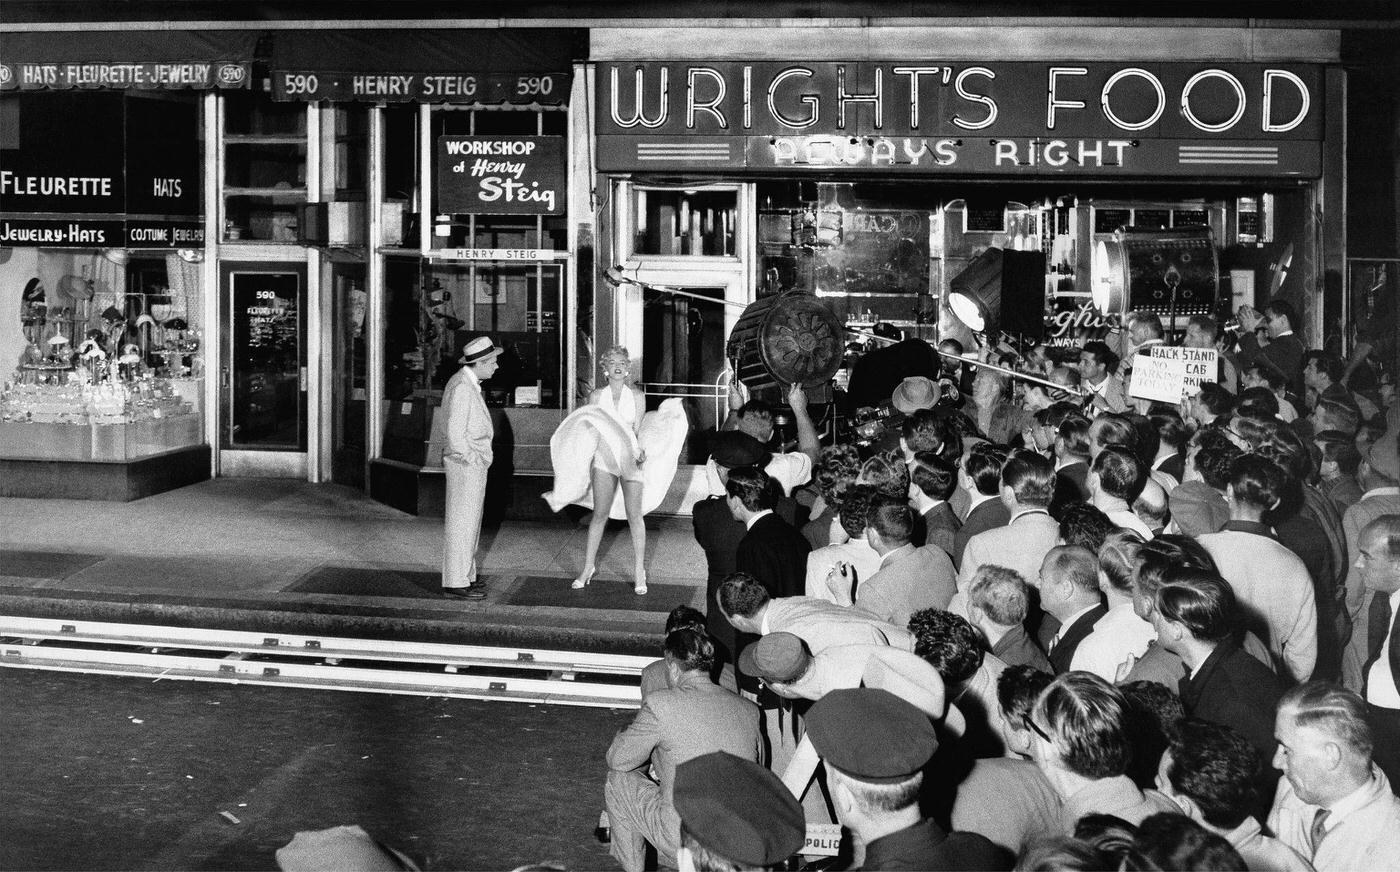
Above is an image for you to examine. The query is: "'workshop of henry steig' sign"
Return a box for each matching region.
[436,136,565,215]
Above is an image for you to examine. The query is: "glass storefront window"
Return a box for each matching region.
[632,189,738,257]
[222,90,308,243]
[0,250,206,461]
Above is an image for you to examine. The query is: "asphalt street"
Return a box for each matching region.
[1,667,633,871]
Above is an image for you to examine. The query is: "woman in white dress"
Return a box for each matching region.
[574,346,649,593]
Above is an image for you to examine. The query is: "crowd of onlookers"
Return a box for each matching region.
[601,303,1400,871]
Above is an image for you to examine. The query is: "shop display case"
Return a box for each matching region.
[0,251,207,466]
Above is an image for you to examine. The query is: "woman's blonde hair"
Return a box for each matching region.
[599,345,632,369]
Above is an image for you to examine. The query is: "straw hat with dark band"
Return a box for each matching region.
[460,336,503,365]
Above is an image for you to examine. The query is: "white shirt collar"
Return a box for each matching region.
[1363,487,1400,500]
[745,509,773,530]
[1320,772,1381,826]
[968,491,999,512]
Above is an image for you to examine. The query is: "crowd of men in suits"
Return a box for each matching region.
[600,304,1400,872]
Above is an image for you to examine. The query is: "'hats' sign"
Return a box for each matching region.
[436,136,565,215]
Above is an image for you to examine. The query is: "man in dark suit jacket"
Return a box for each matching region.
[696,431,793,683]
[1037,544,1107,673]
[1050,415,1093,519]
[694,495,746,674]
[1236,299,1307,401]
[910,451,962,558]
[728,467,811,601]
[1154,569,1284,815]
[953,442,1011,570]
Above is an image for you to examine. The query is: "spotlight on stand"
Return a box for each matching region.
[1092,239,1128,318]
[948,247,1004,333]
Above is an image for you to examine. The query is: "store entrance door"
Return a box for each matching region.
[621,265,747,465]
[219,262,309,477]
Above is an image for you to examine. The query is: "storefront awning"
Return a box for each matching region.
[0,30,258,91]
[267,28,584,104]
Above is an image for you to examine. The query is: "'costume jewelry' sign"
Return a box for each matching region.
[436,136,565,215]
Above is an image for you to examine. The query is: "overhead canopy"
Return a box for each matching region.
[0,30,259,90]
[267,28,583,104]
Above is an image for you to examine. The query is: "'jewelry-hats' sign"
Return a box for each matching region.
[435,136,565,215]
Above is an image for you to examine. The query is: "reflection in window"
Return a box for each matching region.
[632,188,737,257]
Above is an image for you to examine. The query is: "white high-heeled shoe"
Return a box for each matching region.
[634,571,648,595]
[572,567,595,590]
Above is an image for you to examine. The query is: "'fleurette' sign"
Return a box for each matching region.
[435,136,565,215]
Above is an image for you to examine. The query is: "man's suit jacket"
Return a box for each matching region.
[1199,524,1318,684]
[856,543,958,628]
[1343,491,1400,690]
[694,496,746,664]
[992,624,1052,672]
[922,502,961,558]
[737,513,811,601]
[954,498,1012,570]
[1045,604,1109,674]
[1155,453,1186,484]
[606,671,761,846]
[959,509,1062,591]
[1179,636,1285,759]
[801,505,839,550]
[763,596,915,653]
[1051,461,1092,518]
[1239,331,1306,400]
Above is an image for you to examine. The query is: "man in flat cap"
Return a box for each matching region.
[441,335,502,599]
[605,629,761,872]
[674,751,805,872]
[806,688,1010,871]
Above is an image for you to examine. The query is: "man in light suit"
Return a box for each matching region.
[1199,453,1319,684]
[605,629,761,872]
[954,449,1061,623]
[441,335,501,599]
[1268,681,1400,872]
[805,486,882,603]
[1342,436,1400,690]
[717,572,914,655]
[846,495,958,627]
[1356,514,1400,789]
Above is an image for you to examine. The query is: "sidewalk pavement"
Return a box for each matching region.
[0,479,709,655]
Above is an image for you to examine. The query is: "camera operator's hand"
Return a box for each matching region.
[728,378,748,411]
[1236,305,1264,334]
[787,381,809,415]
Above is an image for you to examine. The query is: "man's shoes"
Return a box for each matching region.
[442,585,487,600]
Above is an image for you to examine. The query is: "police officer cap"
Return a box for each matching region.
[710,431,770,469]
[806,687,937,782]
[673,751,805,867]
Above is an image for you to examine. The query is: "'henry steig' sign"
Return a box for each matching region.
[436,135,565,215]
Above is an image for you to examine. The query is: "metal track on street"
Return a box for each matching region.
[0,616,647,709]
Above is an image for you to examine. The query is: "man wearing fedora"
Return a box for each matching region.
[441,335,502,599]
